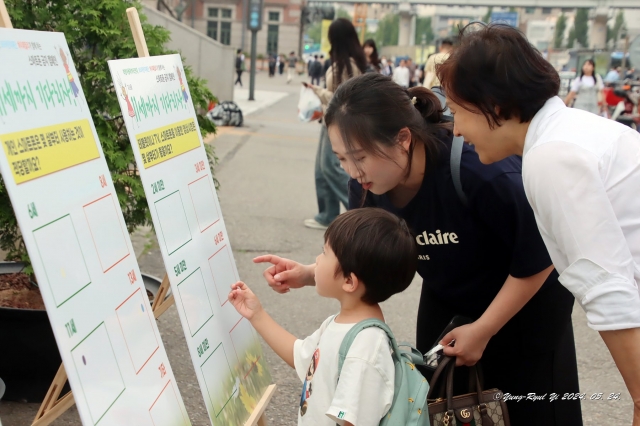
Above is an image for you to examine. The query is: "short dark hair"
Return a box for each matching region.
[441,38,453,47]
[437,22,560,128]
[324,208,418,304]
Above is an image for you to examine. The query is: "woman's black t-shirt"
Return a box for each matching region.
[348,136,557,318]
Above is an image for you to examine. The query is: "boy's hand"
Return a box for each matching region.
[253,254,315,293]
[228,281,263,320]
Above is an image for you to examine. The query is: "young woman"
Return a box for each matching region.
[362,39,380,73]
[302,19,367,230]
[256,72,583,425]
[437,22,640,424]
[564,59,605,114]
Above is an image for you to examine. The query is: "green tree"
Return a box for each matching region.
[554,14,567,48]
[306,20,322,44]
[415,17,434,46]
[483,7,493,23]
[573,8,589,48]
[374,13,399,47]
[2,0,217,267]
[607,10,625,45]
[567,27,576,48]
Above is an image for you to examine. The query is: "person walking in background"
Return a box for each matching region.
[424,38,452,89]
[406,58,417,87]
[275,54,281,76]
[564,59,605,115]
[379,56,393,76]
[268,53,277,77]
[287,51,298,83]
[392,59,410,88]
[438,23,640,424]
[302,18,367,230]
[235,49,244,87]
[605,65,620,83]
[363,39,380,73]
[309,55,323,86]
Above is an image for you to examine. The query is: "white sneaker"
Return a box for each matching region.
[303,218,328,230]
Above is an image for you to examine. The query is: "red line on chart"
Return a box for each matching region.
[116,287,141,310]
[136,346,159,374]
[208,244,227,260]
[82,193,112,207]
[149,380,172,411]
[243,355,261,379]
[187,174,208,186]
[229,317,243,334]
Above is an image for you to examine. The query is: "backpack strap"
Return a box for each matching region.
[450,136,469,208]
[430,86,469,208]
[337,319,401,376]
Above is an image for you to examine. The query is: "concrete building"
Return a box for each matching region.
[144,0,301,56]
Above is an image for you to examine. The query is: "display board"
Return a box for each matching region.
[107,54,271,425]
[0,29,190,426]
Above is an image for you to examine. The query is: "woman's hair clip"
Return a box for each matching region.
[411,96,417,105]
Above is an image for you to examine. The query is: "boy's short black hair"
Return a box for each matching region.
[437,22,560,128]
[441,38,453,47]
[324,208,418,305]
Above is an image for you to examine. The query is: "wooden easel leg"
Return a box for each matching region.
[257,414,268,426]
[152,273,175,319]
[29,274,174,425]
[32,364,75,426]
[244,384,277,426]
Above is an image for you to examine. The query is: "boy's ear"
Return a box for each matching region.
[342,273,360,294]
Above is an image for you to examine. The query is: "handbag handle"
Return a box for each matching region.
[443,359,495,426]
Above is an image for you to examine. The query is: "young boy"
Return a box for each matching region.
[228,208,418,426]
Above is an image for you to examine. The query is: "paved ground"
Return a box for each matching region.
[0,70,633,425]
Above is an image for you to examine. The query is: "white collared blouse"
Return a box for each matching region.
[523,96,640,331]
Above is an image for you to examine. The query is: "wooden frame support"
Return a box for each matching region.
[31,365,75,426]
[245,384,277,426]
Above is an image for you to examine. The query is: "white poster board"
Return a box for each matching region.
[0,29,190,426]
[107,54,271,425]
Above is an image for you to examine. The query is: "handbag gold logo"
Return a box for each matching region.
[460,409,471,419]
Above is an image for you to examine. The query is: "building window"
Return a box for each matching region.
[207,21,218,40]
[525,7,536,14]
[220,22,231,45]
[268,11,280,22]
[207,7,232,45]
[267,24,279,54]
[541,7,552,14]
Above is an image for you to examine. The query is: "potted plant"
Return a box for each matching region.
[0,0,216,403]
[257,53,265,70]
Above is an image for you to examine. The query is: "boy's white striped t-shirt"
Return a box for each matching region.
[293,315,395,426]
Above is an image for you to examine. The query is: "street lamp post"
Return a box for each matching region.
[421,33,426,63]
[247,0,264,101]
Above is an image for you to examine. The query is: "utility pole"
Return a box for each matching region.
[247,0,264,101]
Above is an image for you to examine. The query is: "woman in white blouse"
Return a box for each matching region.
[438,23,640,424]
[564,59,605,115]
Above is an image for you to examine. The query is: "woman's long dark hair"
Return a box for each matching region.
[580,59,595,81]
[325,73,451,183]
[328,19,367,87]
[363,39,380,70]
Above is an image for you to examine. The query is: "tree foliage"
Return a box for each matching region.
[607,10,625,45]
[2,0,217,266]
[416,17,434,46]
[567,27,576,48]
[374,13,399,47]
[483,7,493,24]
[554,14,567,48]
[573,8,589,48]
